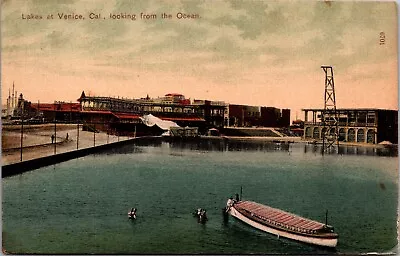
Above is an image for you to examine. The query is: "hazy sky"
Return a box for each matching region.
[1,0,398,120]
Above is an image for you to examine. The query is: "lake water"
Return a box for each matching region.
[2,139,398,254]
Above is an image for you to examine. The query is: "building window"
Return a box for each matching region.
[367,112,376,126]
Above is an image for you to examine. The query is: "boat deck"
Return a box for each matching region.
[234,201,326,232]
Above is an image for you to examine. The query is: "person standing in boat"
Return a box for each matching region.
[226,197,235,212]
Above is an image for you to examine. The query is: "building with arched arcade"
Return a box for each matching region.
[302,108,398,144]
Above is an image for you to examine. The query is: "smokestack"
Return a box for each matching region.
[7,88,10,116]
[15,90,18,109]
[12,82,15,109]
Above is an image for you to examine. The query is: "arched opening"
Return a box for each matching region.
[305,127,312,138]
[339,128,346,141]
[224,118,229,127]
[357,129,365,143]
[348,129,356,142]
[313,127,320,139]
[367,129,375,144]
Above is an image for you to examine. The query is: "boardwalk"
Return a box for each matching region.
[2,124,131,165]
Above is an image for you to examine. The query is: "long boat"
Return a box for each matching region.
[225,199,338,248]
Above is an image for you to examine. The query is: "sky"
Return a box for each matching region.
[1,0,398,121]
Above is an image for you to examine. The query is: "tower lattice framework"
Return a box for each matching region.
[321,66,339,152]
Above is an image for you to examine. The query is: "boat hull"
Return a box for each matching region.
[228,206,338,248]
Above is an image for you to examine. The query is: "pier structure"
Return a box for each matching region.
[302,108,398,144]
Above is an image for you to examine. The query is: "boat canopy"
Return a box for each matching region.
[235,201,326,231]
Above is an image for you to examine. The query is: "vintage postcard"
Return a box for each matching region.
[1,0,398,255]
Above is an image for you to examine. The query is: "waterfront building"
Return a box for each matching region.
[228,105,261,127]
[260,107,280,127]
[228,105,290,128]
[78,91,225,135]
[11,93,39,119]
[302,108,398,144]
[4,92,81,123]
[280,109,291,127]
[30,102,81,122]
[192,99,226,128]
[7,90,292,136]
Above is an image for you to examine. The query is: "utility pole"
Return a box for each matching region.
[20,113,24,161]
[107,123,109,144]
[321,66,339,153]
[54,102,57,155]
[93,123,96,147]
[77,123,80,150]
[20,99,25,161]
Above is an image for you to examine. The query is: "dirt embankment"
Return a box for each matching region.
[2,124,76,149]
[2,123,76,132]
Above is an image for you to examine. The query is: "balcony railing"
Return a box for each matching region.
[304,121,377,127]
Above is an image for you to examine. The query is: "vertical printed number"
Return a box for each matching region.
[379,32,385,45]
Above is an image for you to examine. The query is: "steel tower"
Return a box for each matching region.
[321,66,339,153]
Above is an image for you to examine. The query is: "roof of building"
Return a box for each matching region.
[161,117,205,122]
[80,110,113,115]
[165,93,184,97]
[31,103,81,112]
[112,113,141,120]
[292,119,304,124]
[77,91,86,101]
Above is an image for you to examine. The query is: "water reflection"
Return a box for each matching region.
[100,137,397,157]
[97,138,163,154]
[303,143,397,157]
[165,139,397,157]
[167,139,291,152]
